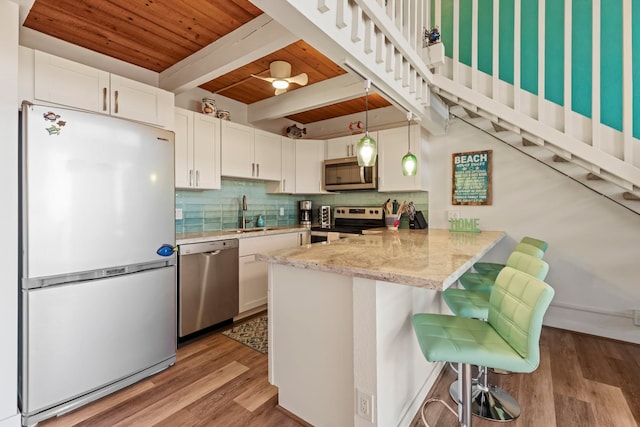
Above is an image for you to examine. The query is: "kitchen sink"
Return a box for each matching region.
[226,227,277,234]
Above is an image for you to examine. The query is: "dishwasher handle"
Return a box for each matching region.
[203,250,222,256]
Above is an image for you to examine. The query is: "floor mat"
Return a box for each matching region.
[222,315,268,354]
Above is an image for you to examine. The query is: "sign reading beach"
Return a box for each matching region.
[452,150,492,205]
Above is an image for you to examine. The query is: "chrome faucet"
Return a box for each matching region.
[241,195,249,229]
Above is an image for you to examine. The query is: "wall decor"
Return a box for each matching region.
[452,150,492,205]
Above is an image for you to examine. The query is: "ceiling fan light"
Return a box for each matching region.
[356,134,377,167]
[272,79,289,89]
[402,152,418,176]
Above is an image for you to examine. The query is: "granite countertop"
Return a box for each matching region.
[255,229,506,290]
[177,225,309,245]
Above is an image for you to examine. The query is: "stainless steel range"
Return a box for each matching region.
[310,206,384,243]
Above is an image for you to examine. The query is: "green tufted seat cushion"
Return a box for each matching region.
[413,267,554,373]
[461,250,549,292]
[473,241,545,276]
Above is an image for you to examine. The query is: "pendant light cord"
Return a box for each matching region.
[365,86,370,136]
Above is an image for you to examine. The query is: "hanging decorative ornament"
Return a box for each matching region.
[356,79,378,167]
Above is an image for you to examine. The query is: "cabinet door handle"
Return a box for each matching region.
[196,170,200,187]
[283,179,286,192]
[102,87,107,111]
[256,163,260,177]
[114,90,119,114]
[189,170,193,187]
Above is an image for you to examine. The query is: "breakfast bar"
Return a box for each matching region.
[256,229,505,427]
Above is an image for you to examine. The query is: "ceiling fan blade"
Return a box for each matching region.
[274,88,288,96]
[286,72,308,87]
[250,74,276,83]
[270,61,292,79]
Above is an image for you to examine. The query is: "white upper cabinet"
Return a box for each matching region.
[295,139,326,194]
[377,124,428,192]
[174,108,220,190]
[221,121,282,181]
[326,134,360,159]
[33,50,174,129]
[281,137,296,193]
[267,136,296,194]
[221,120,254,178]
[110,75,174,128]
[253,129,282,181]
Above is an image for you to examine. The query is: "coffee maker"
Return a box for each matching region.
[299,200,312,226]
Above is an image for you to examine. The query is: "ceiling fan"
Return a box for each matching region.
[251,61,308,95]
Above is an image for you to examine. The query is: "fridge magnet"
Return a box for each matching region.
[43,111,66,135]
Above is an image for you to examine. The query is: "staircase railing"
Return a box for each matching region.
[257,0,640,195]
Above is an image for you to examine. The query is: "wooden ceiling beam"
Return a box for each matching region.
[159,13,298,94]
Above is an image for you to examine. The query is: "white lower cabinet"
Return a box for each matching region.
[238,232,305,314]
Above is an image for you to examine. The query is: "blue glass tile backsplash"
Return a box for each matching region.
[176,178,428,233]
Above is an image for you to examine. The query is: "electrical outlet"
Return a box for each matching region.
[634,310,640,326]
[356,389,374,422]
[279,207,285,216]
[447,210,460,220]
[175,208,183,220]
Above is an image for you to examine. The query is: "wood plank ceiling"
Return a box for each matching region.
[22,0,391,124]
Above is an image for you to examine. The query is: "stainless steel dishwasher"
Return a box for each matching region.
[178,239,239,337]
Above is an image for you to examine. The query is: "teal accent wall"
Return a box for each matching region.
[520,0,538,94]
[545,0,564,105]
[634,1,640,138]
[478,0,493,75]
[571,0,592,118]
[459,0,473,66]
[600,0,623,131]
[498,0,514,84]
[176,178,428,234]
[436,0,635,134]
[442,0,454,59]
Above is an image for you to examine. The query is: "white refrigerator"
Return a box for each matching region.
[19,103,177,426]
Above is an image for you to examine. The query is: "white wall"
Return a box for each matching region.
[428,118,640,343]
[0,1,20,425]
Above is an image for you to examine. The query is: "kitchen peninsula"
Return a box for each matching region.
[256,229,505,427]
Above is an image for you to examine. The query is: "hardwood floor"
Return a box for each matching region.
[39,317,306,427]
[39,324,638,427]
[410,327,640,427]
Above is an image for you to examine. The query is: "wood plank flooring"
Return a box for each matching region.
[39,317,305,427]
[410,327,640,427]
[39,323,638,427]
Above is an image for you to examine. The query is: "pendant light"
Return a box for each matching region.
[356,79,378,167]
[401,112,418,176]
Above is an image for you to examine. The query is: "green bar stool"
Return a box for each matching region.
[459,248,547,292]
[413,267,554,427]
[442,254,549,421]
[473,238,548,276]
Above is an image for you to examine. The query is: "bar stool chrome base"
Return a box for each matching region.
[450,380,521,422]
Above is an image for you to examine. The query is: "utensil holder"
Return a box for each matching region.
[385,215,399,230]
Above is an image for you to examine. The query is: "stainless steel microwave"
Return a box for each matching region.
[323,156,377,191]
